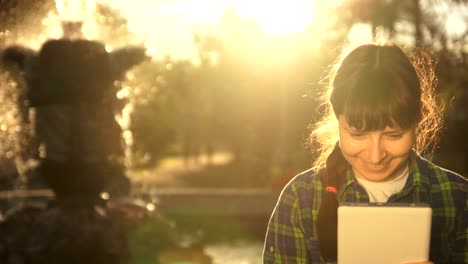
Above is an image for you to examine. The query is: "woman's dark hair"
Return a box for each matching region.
[310,43,443,260]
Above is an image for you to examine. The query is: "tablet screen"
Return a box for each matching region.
[337,203,432,264]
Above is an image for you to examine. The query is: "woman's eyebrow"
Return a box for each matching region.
[343,126,361,132]
[383,126,405,132]
[344,126,405,133]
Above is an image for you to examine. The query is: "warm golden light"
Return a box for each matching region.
[234,1,314,36]
[55,0,96,21]
[97,0,316,60]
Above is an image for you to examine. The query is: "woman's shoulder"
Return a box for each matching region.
[281,168,324,194]
[275,168,324,212]
[416,155,467,189]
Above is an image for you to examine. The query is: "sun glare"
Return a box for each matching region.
[233,1,314,36]
[96,0,316,59]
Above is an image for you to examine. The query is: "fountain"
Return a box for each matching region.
[0,1,164,263]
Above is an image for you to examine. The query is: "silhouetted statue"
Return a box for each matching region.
[0,21,148,263]
[2,39,146,198]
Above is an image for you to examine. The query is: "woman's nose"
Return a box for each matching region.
[367,137,387,164]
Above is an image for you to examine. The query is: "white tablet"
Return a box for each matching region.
[338,203,432,264]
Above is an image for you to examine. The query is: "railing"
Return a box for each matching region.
[0,187,279,216]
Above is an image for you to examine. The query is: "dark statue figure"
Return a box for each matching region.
[0,20,148,263]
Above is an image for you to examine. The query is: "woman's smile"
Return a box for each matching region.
[338,115,415,182]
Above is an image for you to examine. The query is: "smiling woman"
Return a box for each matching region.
[263,42,467,263]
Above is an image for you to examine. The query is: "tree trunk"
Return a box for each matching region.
[414,0,423,46]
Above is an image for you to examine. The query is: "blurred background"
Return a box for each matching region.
[0,0,466,263]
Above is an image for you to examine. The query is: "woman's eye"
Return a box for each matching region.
[387,133,403,139]
[350,133,365,138]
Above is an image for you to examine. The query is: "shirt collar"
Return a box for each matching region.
[402,151,431,191]
[337,150,430,197]
[338,166,357,197]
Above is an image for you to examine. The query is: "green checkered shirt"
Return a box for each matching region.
[263,154,467,263]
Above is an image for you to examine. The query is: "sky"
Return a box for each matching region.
[95,0,317,60]
[91,0,466,61]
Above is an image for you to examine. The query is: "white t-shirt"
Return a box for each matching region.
[355,168,409,203]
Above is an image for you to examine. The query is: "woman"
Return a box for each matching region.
[263,43,467,263]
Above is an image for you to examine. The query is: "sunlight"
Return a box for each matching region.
[233,0,314,36]
[347,23,373,47]
[16,0,100,50]
[94,0,316,60]
[446,14,467,37]
[55,0,96,21]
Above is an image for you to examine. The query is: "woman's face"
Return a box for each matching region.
[338,115,415,182]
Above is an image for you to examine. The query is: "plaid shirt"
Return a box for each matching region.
[263,154,467,263]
